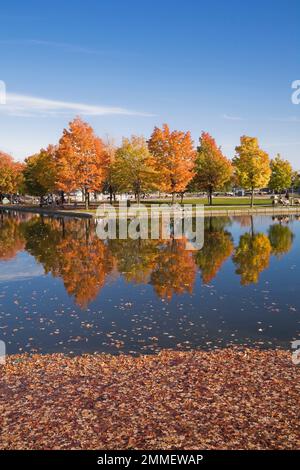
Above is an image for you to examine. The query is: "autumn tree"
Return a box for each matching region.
[113,136,158,203]
[0,151,24,200]
[23,146,57,203]
[56,117,109,209]
[194,132,233,205]
[269,154,293,195]
[148,124,196,203]
[233,136,271,207]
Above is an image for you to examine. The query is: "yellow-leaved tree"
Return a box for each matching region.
[113,136,159,204]
[23,146,57,203]
[233,136,271,207]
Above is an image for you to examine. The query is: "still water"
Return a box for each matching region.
[0,211,299,355]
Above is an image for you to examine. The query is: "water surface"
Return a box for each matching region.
[0,211,299,355]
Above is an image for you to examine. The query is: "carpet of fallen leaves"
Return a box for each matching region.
[0,348,299,450]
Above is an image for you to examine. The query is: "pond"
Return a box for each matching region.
[0,210,299,355]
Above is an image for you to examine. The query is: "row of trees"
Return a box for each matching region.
[0,118,297,207]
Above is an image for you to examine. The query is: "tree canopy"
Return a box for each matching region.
[0,151,24,197]
[23,146,57,199]
[148,124,196,203]
[233,136,271,206]
[269,154,292,194]
[56,117,109,208]
[194,132,233,205]
[113,136,159,203]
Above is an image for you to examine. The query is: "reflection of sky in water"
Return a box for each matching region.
[0,212,299,355]
[0,252,44,282]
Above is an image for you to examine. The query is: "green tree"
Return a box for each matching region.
[269,154,293,195]
[194,132,233,205]
[113,136,158,204]
[233,136,271,207]
[23,146,57,202]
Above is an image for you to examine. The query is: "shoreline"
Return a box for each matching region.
[1,348,299,450]
[2,204,300,218]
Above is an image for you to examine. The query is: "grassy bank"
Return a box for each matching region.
[1,348,299,450]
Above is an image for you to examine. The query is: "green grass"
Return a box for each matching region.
[163,197,272,206]
[125,197,273,207]
[76,197,274,214]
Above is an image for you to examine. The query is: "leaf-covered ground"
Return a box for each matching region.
[0,349,299,450]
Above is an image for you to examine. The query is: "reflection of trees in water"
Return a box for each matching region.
[150,239,196,299]
[233,219,272,285]
[22,216,62,273]
[22,217,114,307]
[195,230,234,283]
[233,232,272,285]
[268,224,294,258]
[109,238,196,299]
[0,213,25,261]
[108,238,160,284]
[195,217,233,283]
[56,235,114,308]
[233,216,295,285]
[0,212,297,305]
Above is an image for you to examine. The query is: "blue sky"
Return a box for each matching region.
[0,0,299,165]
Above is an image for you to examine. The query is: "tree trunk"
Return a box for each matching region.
[251,188,254,207]
[137,192,140,204]
[180,192,184,204]
[250,216,254,237]
[109,187,113,204]
[208,188,213,206]
[85,190,89,210]
[172,193,175,204]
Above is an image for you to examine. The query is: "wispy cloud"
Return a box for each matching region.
[0,93,154,118]
[0,39,104,55]
[222,114,244,121]
[270,116,300,123]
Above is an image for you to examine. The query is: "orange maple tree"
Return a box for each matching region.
[0,151,24,198]
[148,124,196,203]
[56,117,109,208]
